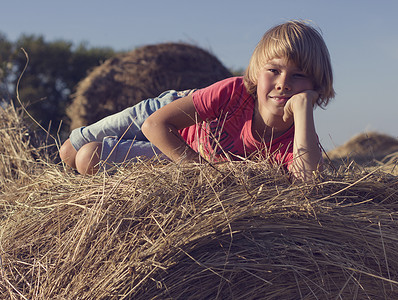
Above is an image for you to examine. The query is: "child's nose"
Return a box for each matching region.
[276,76,291,91]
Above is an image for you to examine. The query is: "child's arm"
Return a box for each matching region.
[283,90,322,181]
[141,95,203,163]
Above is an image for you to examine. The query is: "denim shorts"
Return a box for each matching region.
[69,89,195,168]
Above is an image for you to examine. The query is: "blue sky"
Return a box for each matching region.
[2,0,397,150]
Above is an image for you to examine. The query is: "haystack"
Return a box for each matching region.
[1,104,398,299]
[327,131,398,167]
[1,158,398,298]
[67,43,233,129]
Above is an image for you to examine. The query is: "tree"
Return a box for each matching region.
[0,32,116,133]
[0,33,13,102]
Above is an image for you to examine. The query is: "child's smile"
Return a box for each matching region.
[256,57,314,121]
[269,95,291,106]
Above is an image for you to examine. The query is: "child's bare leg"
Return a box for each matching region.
[59,139,78,169]
[75,142,102,175]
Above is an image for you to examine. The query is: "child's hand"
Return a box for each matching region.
[283,90,319,122]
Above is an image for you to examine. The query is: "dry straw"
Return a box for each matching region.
[0,103,45,188]
[1,105,398,299]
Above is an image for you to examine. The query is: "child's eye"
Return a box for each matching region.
[268,69,279,74]
[294,73,307,78]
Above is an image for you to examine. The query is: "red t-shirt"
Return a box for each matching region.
[179,77,294,168]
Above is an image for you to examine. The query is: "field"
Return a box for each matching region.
[1,104,398,299]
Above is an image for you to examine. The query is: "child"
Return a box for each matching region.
[59,20,335,181]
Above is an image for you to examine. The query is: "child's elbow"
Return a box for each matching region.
[141,118,153,140]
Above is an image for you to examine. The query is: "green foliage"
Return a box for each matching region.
[0,32,116,133]
[0,33,13,100]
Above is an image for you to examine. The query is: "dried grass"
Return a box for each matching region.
[379,151,398,175]
[0,103,51,190]
[1,105,398,299]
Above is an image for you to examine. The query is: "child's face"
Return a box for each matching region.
[256,57,315,118]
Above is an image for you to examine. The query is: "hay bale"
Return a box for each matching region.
[67,43,233,129]
[327,132,398,167]
[1,159,398,299]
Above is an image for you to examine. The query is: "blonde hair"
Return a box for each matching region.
[244,20,335,107]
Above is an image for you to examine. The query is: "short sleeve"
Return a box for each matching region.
[192,77,243,122]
